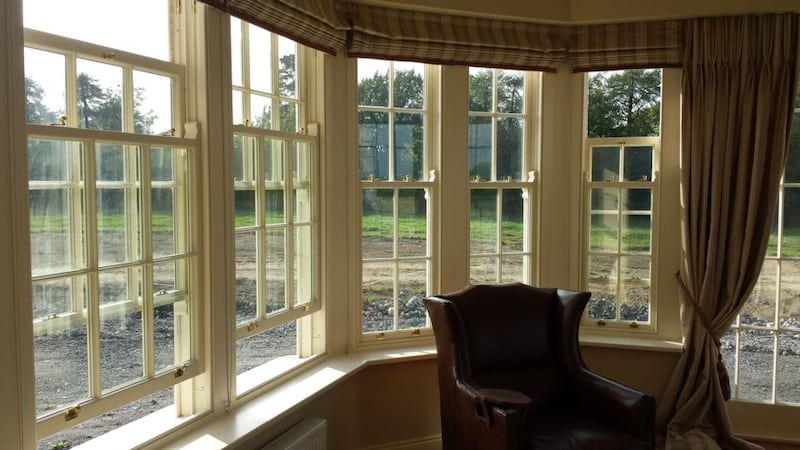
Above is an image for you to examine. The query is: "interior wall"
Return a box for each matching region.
[243,349,679,450]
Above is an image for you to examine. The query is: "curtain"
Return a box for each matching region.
[345,3,566,72]
[656,13,799,450]
[197,0,348,55]
[569,20,684,72]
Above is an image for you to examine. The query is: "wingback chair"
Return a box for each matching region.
[424,283,655,450]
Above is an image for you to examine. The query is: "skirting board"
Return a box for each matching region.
[362,435,441,450]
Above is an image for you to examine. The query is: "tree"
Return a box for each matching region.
[588,69,661,138]
[357,68,424,181]
[77,73,157,134]
[25,77,59,125]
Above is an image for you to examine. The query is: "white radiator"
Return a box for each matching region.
[261,418,327,450]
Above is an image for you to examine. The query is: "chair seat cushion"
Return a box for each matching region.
[526,414,652,450]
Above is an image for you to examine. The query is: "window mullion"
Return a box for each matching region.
[286,139,296,308]
[255,138,267,319]
[139,144,155,379]
[83,139,102,400]
[123,67,135,133]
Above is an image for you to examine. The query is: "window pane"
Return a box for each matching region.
[469,68,493,112]
[236,322,297,375]
[278,36,298,97]
[280,100,298,132]
[501,255,525,283]
[591,146,620,181]
[622,215,651,254]
[77,59,123,132]
[24,0,170,61]
[232,90,244,125]
[154,302,177,373]
[742,259,778,325]
[468,116,492,180]
[30,188,85,277]
[133,70,173,135]
[266,229,287,314]
[785,111,800,183]
[394,112,424,181]
[97,189,141,265]
[362,262,394,333]
[736,330,775,402]
[293,141,311,223]
[497,70,524,114]
[28,139,72,181]
[151,146,174,182]
[398,260,427,330]
[24,48,65,125]
[358,59,390,107]
[33,276,89,416]
[293,225,313,306]
[265,138,286,224]
[100,268,144,392]
[501,189,524,253]
[767,205,779,257]
[587,69,661,138]
[623,188,651,212]
[471,189,497,255]
[783,188,800,257]
[152,187,175,257]
[249,25,273,93]
[233,134,254,184]
[358,111,389,180]
[779,260,800,326]
[235,230,258,324]
[393,62,424,109]
[623,145,653,181]
[362,189,394,259]
[470,256,497,284]
[235,189,256,228]
[620,256,649,322]
[251,94,273,129]
[591,187,619,211]
[777,333,800,403]
[497,117,523,180]
[590,214,618,252]
[587,255,617,320]
[398,189,426,257]
[230,17,243,87]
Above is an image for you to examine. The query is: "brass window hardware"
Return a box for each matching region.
[65,406,81,421]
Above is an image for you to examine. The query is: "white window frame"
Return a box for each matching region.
[581,137,660,331]
[468,68,540,285]
[725,95,800,405]
[229,18,322,397]
[24,28,200,438]
[356,59,437,345]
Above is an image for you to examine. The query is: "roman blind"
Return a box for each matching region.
[197,0,348,55]
[569,20,684,72]
[345,3,567,72]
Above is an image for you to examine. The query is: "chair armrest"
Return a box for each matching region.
[453,380,531,450]
[574,368,655,445]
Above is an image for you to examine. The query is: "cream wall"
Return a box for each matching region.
[241,350,680,450]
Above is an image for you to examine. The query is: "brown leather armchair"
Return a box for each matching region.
[424,283,655,450]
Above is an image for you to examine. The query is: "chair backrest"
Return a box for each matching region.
[425,283,590,405]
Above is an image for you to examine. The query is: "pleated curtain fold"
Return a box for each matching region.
[656,13,799,450]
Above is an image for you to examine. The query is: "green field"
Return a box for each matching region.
[32,212,800,258]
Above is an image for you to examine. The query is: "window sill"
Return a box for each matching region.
[580,333,683,353]
[87,346,436,450]
[73,337,676,450]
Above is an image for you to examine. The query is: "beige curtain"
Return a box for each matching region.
[656,14,799,450]
[569,20,683,72]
